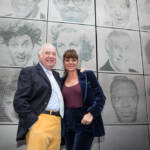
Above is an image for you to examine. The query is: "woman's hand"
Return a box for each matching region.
[81,112,93,125]
[80,68,86,72]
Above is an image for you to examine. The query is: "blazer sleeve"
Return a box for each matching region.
[13,68,38,129]
[84,70,106,117]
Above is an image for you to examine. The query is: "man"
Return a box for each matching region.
[104,0,131,27]
[5,0,46,19]
[110,76,139,122]
[13,43,64,150]
[2,23,41,67]
[53,0,92,23]
[100,30,137,73]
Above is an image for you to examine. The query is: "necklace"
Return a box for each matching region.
[65,78,78,86]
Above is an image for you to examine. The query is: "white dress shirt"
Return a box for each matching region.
[39,63,64,117]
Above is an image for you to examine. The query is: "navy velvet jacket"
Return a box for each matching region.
[61,70,106,137]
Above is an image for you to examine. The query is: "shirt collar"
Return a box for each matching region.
[39,62,52,74]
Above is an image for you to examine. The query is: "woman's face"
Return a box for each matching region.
[64,57,78,72]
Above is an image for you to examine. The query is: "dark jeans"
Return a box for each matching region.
[64,107,94,150]
[65,130,93,150]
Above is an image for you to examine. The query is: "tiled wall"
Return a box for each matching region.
[0,0,150,150]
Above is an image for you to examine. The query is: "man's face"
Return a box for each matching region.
[54,0,91,22]
[106,0,131,26]
[38,45,56,70]
[8,34,33,66]
[107,36,130,71]
[11,0,38,17]
[111,82,138,122]
[56,30,81,59]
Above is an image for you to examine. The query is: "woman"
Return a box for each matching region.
[61,49,106,150]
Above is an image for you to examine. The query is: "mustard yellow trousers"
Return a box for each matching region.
[26,114,61,150]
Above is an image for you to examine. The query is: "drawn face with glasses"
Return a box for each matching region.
[54,0,91,23]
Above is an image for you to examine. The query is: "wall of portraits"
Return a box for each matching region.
[0,0,150,150]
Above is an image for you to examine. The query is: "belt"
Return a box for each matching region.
[42,110,60,117]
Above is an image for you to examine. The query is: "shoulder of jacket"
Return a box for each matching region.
[52,69,59,75]
[83,70,94,76]
[21,65,36,73]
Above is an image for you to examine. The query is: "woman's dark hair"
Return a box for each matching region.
[63,49,78,74]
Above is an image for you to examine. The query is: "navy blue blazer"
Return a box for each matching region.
[61,70,106,137]
[13,63,61,141]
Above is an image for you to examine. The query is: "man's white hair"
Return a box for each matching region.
[38,43,56,57]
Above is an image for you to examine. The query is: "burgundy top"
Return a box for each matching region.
[62,83,83,108]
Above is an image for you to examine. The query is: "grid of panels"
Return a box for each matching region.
[0,0,150,150]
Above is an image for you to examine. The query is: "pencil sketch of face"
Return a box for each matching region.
[51,25,93,65]
[56,28,80,58]
[105,0,131,27]
[10,0,40,18]
[8,35,33,66]
[4,23,41,66]
[144,0,150,19]
[110,76,139,122]
[0,36,4,45]
[148,86,150,97]
[0,76,18,122]
[53,0,92,23]
[3,84,18,122]
[145,40,150,64]
[105,31,132,72]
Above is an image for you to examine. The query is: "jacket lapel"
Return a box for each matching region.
[52,70,61,88]
[36,63,50,86]
[36,63,61,88]
[78,70,87,103]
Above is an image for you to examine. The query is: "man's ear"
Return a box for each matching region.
[38,53,41,60]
